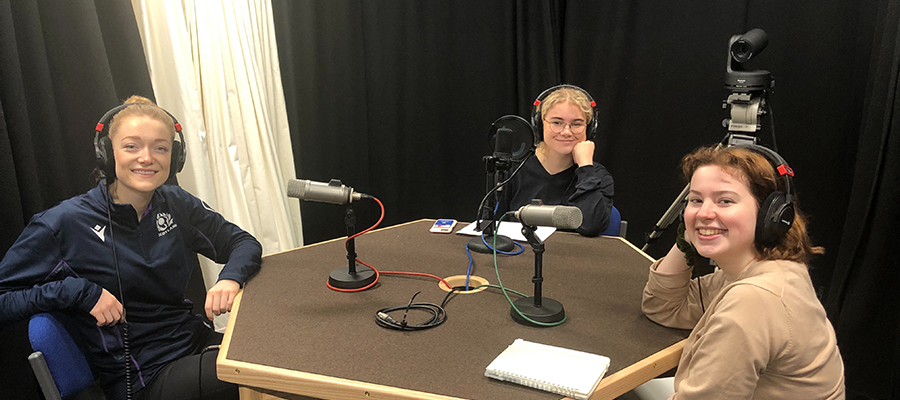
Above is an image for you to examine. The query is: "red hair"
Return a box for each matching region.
[681,145,823,263]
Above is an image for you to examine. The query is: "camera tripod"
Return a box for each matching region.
[642,29,775,251]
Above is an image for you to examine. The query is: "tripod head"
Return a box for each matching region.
[723,28,774,139]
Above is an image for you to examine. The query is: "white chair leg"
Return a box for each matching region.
[632,377,675,400]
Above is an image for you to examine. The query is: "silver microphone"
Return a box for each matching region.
[286,179,369,205]
[513,204,583,229]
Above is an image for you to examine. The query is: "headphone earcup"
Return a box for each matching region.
[755,191,794,247]
[170,140,185,179]
[586,117,598,141]
[531,108,543,145]
[96,135,116,182]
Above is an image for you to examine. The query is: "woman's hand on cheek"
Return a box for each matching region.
[572,140,595,167]
[205,279,241,320]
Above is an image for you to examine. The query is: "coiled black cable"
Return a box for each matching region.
[104,185,132,399]
[123,324,132,399]
[374,289,459,331]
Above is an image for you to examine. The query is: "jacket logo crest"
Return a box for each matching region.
[156,212,177,237]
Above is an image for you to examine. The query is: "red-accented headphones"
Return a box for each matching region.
[93,103,186,183]
[736,144,795,247]
[530,84,599,144]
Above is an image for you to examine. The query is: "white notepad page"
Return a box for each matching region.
[484,338,611,400]
[456,221,556,242]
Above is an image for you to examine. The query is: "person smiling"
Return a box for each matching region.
[498,85,614,236]
[641,145,845,399]
[0,96,261,400]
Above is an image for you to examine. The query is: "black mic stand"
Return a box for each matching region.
[511,223,565,326]
[467,155,515,253]
[328,204,377,289]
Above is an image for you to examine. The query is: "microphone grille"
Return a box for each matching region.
[286,179,307,198]
[552,206,584,230]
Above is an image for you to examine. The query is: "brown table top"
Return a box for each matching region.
[218,220,688,400]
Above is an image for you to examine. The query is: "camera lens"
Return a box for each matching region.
[730,28,768,63]
[731,42,754,62]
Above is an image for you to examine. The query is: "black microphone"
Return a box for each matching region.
[286,179,371,205]
[494,127,513,159]
[487,115,535,162]
[511,204,583,230]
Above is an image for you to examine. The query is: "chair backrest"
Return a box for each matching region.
[28,313,96,398]
[601,206,623,237]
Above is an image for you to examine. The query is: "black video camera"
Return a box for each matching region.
[725,28,773,92]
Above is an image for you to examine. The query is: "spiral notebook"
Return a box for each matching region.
[484,339,610,400]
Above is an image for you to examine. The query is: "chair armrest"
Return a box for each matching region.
[28,351,63,400]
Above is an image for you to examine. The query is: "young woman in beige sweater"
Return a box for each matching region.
[641,145,845,399]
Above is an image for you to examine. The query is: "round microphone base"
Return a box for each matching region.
[467,234,515,254]
[511,297,566,327]
[328,264,377,289]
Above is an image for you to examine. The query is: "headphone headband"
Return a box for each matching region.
[733,144,794,202]
[94,103,185,139]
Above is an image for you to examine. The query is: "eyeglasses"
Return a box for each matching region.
[543,118,587,134]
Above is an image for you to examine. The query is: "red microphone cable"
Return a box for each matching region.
[326,197,451,292]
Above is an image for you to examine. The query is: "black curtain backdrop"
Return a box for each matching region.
[272,0,891,398]
[272,0,867,300]
[826,0,900,398]
[0,1,153,399]
[272,1,563,239]
[271,0,868,292]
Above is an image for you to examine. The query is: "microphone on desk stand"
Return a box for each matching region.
[506,201,583,327]
[287,179,377,289]
[470,116,535,254]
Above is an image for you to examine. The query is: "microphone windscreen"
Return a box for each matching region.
[551,206,584,230]
[286,179,307,199]
[516,204,584,229]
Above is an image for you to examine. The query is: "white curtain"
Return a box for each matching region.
[131,0,303,330]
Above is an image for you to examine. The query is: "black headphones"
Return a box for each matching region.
[735,144,796,247]
[93,103,186,183]
[530,84,599,144]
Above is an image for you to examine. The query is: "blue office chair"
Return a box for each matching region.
[28,312,105,400]
[601,206,628,237]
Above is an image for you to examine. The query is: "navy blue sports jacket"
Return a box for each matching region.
[0,182,262,399]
